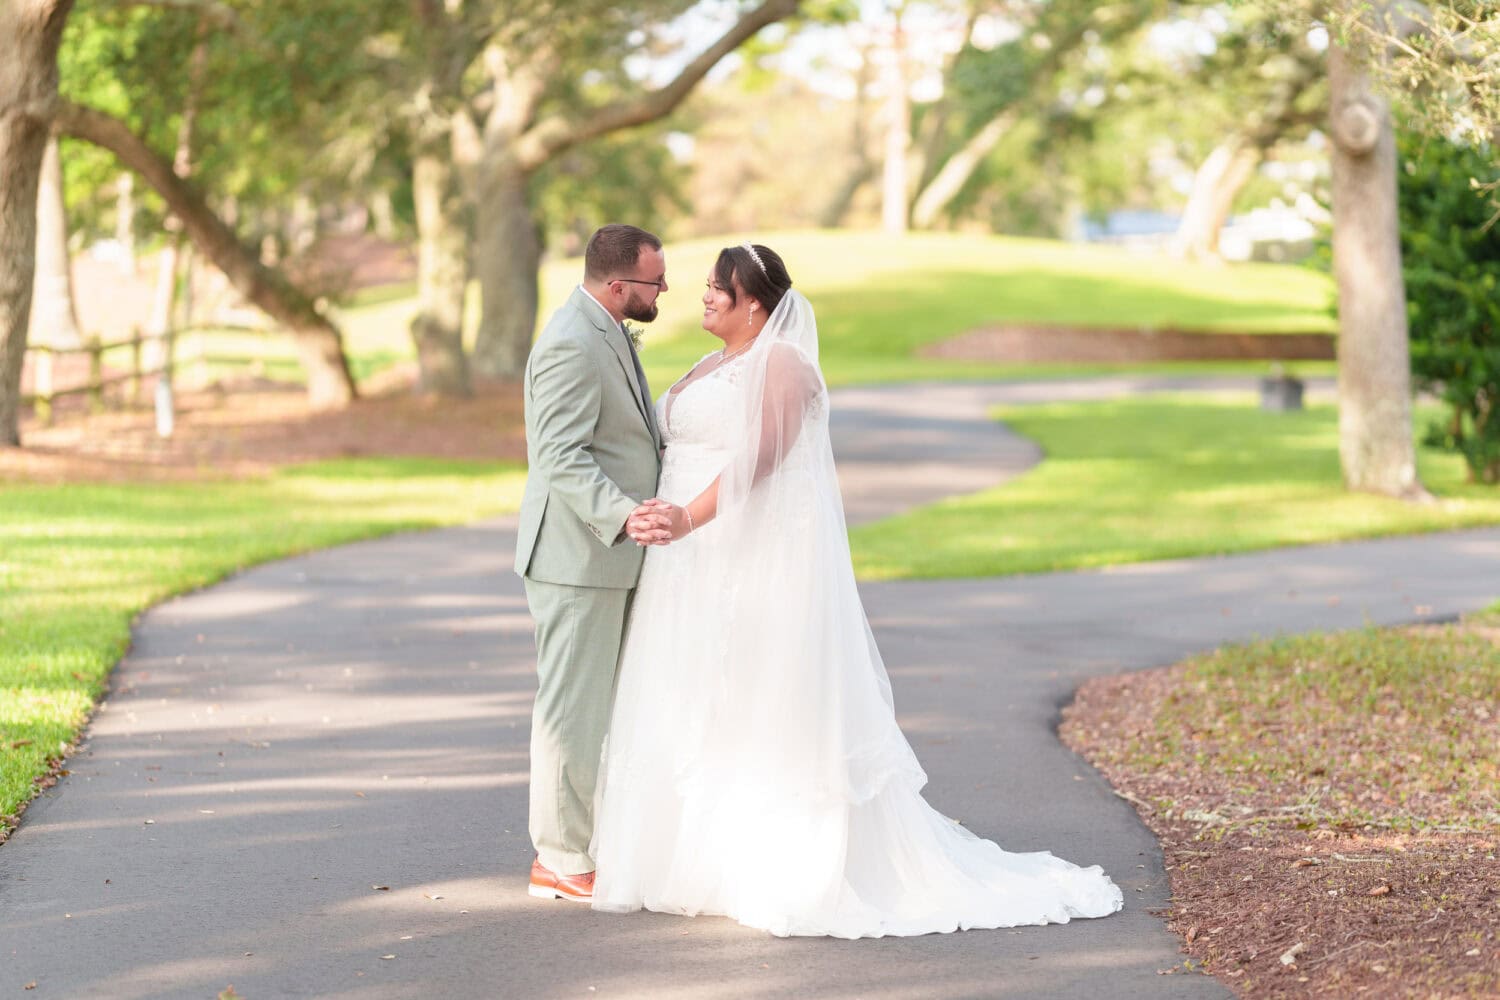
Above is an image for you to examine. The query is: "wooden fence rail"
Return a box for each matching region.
[22,325,274,425]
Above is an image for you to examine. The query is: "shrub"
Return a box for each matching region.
[1398,132,1500,483]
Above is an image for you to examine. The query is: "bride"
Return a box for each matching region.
[591,242,1123,938]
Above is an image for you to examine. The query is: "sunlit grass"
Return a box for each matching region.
[1141,621,1500,827]
[165,230,1336,391]
[850,397,1500,580]
[0,458,526,831]
[620,231,1337,389]
[5,232,1355,832]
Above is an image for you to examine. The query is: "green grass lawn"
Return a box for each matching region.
[0,458,526,834]
[167,230,1337,392]
[584,231,1338,390]
[17,230,1469,843]
[850,396,1500,580]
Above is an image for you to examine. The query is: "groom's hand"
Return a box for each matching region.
[627,498,693,545]
[639,498,692,542]
[627,501,673,546]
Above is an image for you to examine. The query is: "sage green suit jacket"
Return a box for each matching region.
[514,287,662,589]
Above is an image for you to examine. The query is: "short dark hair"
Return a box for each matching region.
[584,224,663,281]
[713,243,792,314]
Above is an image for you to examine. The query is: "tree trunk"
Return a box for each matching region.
[1173,47,1319,261]
[0,0,73,446]
[115,171,136,275]
[147,236,180,340]
[287,186,317,256]
[910,110,1016,230]
[1328,41,1424,498]
[1170,137,1261,259]
[909,7,976,199]
[57,100,357,408]
[370,188,397,241]
[29,134,83,348]
[410,148,472,395]
[177,241,197,329]
[463,0,803,378]
[818,43,876,228]
[880,12,910,234]
[470,162,540,380]
[908,6,1103,232]
[148,30,202,387]
[819,160,877,229]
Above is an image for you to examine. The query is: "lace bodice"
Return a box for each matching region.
[655,353,750,502]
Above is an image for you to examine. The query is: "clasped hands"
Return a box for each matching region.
[627,498,690,546]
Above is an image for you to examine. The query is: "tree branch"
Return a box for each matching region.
[514,0,801,171]
[54,100,326,335]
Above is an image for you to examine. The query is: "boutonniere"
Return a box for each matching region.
[623,321,645,352]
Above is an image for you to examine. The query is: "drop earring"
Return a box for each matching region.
[747,306,755,328]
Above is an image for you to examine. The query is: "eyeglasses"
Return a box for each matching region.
[612,277,667,292]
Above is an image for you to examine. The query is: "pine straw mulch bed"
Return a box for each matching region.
[2,365,527,483]
[1060,617,1500,999]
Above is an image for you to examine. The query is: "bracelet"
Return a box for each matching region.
[683,507,695,534]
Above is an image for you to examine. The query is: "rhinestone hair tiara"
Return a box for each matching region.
[740,241,767,275]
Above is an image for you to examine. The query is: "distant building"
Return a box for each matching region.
[1074,202,1320,263]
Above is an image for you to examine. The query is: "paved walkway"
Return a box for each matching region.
[3,378,1497,1000]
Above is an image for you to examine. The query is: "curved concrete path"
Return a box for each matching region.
[4,378,1497,1000]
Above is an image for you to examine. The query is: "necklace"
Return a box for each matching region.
[719,337,757,364]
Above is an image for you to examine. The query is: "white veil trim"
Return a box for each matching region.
[679,286,926,807]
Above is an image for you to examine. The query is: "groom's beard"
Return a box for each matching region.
[623,292,658,324]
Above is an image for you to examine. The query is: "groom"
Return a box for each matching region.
[514,224,669,902]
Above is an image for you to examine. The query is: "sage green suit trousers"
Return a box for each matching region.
[523,578,630,876]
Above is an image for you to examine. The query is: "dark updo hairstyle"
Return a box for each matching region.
[714,243,792,315]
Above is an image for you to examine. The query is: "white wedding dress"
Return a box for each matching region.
[590,293,1123,938]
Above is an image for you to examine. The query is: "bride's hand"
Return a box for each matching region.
[627,501,674,546]
[640,498,693,541]
[629,498,692,544]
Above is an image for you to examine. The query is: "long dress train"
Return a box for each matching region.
[591,293,1123,938]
